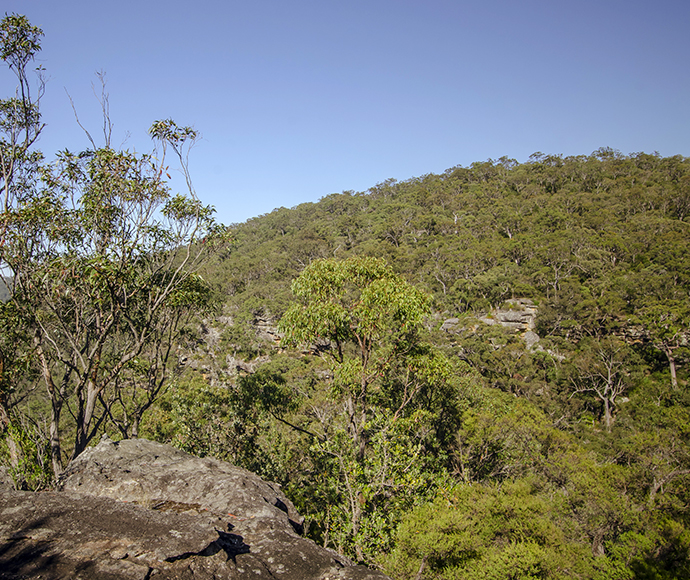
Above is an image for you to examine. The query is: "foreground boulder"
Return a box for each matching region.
[0,437,389,579]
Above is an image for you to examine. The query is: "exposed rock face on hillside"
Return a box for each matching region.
[478,298,538,333]
[0,438,389,580]
[253,314,281,344]
[442,298,541,349]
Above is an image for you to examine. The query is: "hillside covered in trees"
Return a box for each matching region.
[2,12,690,580]
[137,149,690,578]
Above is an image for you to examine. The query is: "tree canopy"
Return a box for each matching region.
[169,148,690,576]
[0,13,227,480]
[2,12,690,580]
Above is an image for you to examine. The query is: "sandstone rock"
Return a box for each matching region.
[57,437,304,536]
[0,487,221,579]
[0,466,13,490]
[253,314,281,343]
[0,438,390,580]
[226,354,271,375]
[443,299,541,349]
[480,298,538,332]
[440,317,460,332]
[524,330,541,350]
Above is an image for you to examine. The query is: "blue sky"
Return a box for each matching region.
[2,0,689,224]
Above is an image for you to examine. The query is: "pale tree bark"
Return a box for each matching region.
[570,339,630,433]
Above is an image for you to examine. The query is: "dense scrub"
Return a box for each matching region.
[3,13,689,578]
[140,150,690,578]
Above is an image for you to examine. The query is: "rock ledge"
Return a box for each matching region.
[0,438,389,580]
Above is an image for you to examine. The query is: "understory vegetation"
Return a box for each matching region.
[134,147,690,578]
[2,12,690,580]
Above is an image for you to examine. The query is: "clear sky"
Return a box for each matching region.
[2,0,689,224]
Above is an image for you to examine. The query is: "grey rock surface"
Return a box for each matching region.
[0,466,13,490]
[0,487,221,579]
[58,436,304,536]
[1,438,390,580]
[480,298,538,332]
[443,298,541,348]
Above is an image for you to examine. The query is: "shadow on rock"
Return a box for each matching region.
[167,528,251,564]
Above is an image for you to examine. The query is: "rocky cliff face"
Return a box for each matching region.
[0,438,389,580]
[442,298,541,348]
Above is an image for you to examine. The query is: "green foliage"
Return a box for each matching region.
[3,13,690,576]
[0,415,52,490]
[187,150,690,573]
[273,256,467,560]
[279,256,436,465]
[0,14,42,67]
[0,14,227,477]
[384,478,591,579]
[146,374,295,481]
[2,141,223,467]
[281,255,430,356]
[566,337,639,431]
[386,393,690,579]
[634,300,690,389]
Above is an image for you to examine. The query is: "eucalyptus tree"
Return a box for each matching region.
[0,14,46,481]
[568,337,635,432]
[636,300,689,390]
[279,256,462,560]
[0,13,44,211]
[9,126,225,475]
[280,256,434,457]
[0,14,228,477]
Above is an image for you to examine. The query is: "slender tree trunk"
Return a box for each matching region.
[35,339,64,476]
[0,405,8,430]
[357,406,367,462]
[414,556,428,580]
[345,394,368,462]
[72,384,86,460]
[664,345,678,389]
[603,398,613,432]
[3,435,22,488]
[649,469,690,506]
[0,387,18,481]
[0,354,9,430]
[0,398,10,432]
[50,397,63,476]
[592,530,606,557]
[71,381,100,460]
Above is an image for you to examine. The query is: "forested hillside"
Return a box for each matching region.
[2,12,689,580]
[138,150,690,578]
[212,149,689,337]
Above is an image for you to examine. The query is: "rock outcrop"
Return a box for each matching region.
[0,437,389,580]
[479,298,538,333]
[0,466,12,490]
[442,298,541,349]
